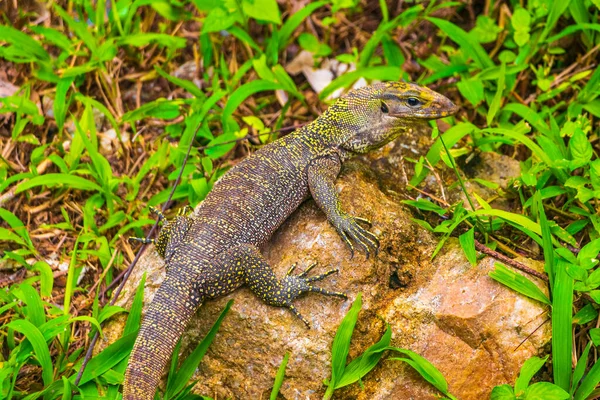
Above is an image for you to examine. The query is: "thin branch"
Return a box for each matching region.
[474,239,548,282]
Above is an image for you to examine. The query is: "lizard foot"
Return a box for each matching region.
[282,263,347,328]
[332,214,380,259]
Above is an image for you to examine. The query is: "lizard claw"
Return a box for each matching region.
[281,263,347,328]
[333,213,379,259]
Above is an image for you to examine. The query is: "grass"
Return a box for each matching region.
[1,0,600,399]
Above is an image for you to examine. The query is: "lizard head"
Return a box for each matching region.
[336,81,458,154]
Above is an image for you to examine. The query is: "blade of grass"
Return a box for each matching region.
[489,263,550,305]
[334,324,392,389]
[552,260,573,391]
[165,299,233,398]
[426,17,494,69]
[323,293,363,399]
[8,319,53,386]
[574,353,600,400]
[270,352,290,400]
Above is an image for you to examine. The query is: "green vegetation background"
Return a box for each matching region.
[1,0,599,399]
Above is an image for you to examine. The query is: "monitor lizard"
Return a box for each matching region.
[123,81,458,399]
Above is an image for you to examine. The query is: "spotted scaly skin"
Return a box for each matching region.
[123,82,458,399]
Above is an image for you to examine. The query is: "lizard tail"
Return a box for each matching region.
[123,275,200,400]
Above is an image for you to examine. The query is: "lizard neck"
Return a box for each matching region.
[297,99,360,160]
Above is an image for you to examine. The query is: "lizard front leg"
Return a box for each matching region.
[307,154,380,258]
[211,244,346,327]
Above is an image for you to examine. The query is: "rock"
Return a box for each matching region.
[101,135,550,400]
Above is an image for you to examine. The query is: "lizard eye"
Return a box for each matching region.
[407,97,421,107]
[380,102,389,113]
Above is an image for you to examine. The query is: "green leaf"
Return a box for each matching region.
[54,77,74,133]
[487,63,505,126]
[491,384,516,400]
[410,122,476,186]
[222,80,283,124]
[202,6,240,33]
[578,238,600,269]
[0,25,50,63]
[459,228,477,266]
[515,356,548,395]
[118,33,187,49]
[535,192,555,289]
[523,382,569,399]
[242,0,281,24]
[574,355,600,400]
[121,98,182,122]
[426,17,494,69]
[552,260,573,391]
[489,263,550,305]
[469,15,502,43]
[571,342,591,395]
[17,284,46,327]
[540,0,575,42]
[123,273,147,336]
[69,316,103,338]
[572,304,598,325]
[402,199,446,215]
[154,66,205,98]
[319,66,402,100]
[31,261,53,297]
[569,128,593,168]
[270,352,289,400]
[511,8,531,30]
[329,293,363,387]
[456,79,484,106]
[278,1,327,50]
[165,300,233,397]
[298,33,331,56]
[8,319,53,386]
[334,325,392,389]
[77,332,138,385]
[389,348,450,395]
[15,173,102,194]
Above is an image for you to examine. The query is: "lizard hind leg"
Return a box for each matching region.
[217,244,346,328]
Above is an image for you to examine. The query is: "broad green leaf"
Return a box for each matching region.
[17,284,46,327]
[410,122,476,186]
[523,382,569,399]
[242,0,281,24]
[572,304,598,325]
[329,293,363,387]
[489,263,550,305]
[515,356,548,395]
[427,17,494,69]
[77,332,138,385]
[278,1,327,50]
[15,174,102,194]
[491,384,516,400]
[459,228,477,266]
[552,260,573,391]
[334,325,392,388]
[320,66,402,100]
[569,128,593,168]
[457,79,484,106]
[222,80,283,123]
[389,347,450,395]
[8,319,53,386]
